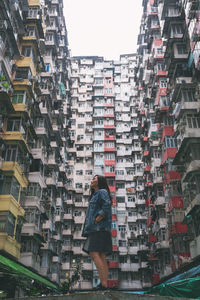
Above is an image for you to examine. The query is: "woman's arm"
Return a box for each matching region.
[95,189,111,223]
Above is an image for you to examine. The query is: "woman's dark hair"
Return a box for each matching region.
[90,175,111,201]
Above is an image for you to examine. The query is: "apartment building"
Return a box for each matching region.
[135,0,200,287]
[0,0,70,295]
[65,54,152,290]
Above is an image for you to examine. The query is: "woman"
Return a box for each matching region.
[82,175,112,291]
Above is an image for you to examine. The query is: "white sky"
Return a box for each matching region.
[63,0,143,60]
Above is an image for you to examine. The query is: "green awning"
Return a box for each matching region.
[146,275,200,299]
[0,254,58,290]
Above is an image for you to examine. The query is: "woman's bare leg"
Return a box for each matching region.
[99,252,109,284]
[90,252,108,287]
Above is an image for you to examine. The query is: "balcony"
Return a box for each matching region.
[155,240,169,250]
[16,57,36,77]
[62,245,72,252]
[1,132,30,154]
[62,262,70,270]
[82,263,93,271]
[0,233,21,259]
[21,223,41,236]
[0,194,25,218]
[1,162,28,188]
[168,196,183,212]
[185,194,200,217]
[169,222,188,236]
[108,261,119,269]
[19,252,40,271]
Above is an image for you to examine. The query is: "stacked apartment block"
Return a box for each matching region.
[135,0,200,287]
[67,54,152,290]
[0,0,70,292]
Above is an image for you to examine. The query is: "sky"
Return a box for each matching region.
[63,0,143,61]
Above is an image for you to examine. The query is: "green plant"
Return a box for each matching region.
[60,260,82,294]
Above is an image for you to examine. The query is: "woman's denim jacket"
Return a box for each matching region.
[82,189,112,237]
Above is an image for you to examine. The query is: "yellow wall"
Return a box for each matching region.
[0,234,21,259]
[0,195,25,218]
[1,161,28,188]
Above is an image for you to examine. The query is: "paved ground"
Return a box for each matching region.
[8,291,192,300]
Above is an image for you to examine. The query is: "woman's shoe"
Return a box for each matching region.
[93,283,109,291]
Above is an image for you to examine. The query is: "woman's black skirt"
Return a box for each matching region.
[83,231,112,255]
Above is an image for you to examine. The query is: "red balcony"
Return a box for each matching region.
[107,280,118,288]
[104,147,115,152]
[108,261,119,268]
[146,197,152,206]
[170,222,188,236]
[152,274,160,285]
[145,165,151,172]
[105,172,115,177]
[155,87,167,105]
[165,170,181,184]
[109,185,115,193]
[144,136,148,142]
[149,254,158,261]
[111,229,117,237]
[144,150,150,157]
[161,148,177,165]
[147,216,154,227]
[161,126,174,141]
[148,234,157,243]
[168,196,184,212]
[104,135,115,141]
[112,214,117,221]
[104,124,115,129]
[112,245,118,251]
[145,181,153,187]
[157,70,167,76]
[105,160,115,166]
[104,114,114,118]
[104,103,114,107]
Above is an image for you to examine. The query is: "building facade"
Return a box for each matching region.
[135,0,200,287]
[1,0,200,294]
[0,0,70,295]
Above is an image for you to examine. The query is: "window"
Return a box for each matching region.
[160,79,167,88]
[182,90,196,102]
[105,165,115,172]
[7,118,21,131]
[0,176,20,201]
[12,90,26,104]
[74,210,82,217]
[0,211,16,237]
[177,44,188,54]
[171,24,183,35]
[116,196,125,203]
[85,170,92,175]
[116,182,125,189]
[118,225,126,232]
[160,96,169,107]
[28,8,39,18]
[116,170,124,175]
[119,256,127,263]
[75,183,82,189]
[27,183,41,198]
[119,240,126,247]
[165,137,177,148]
[186,114,200,128]
[78,124,84,128]
[129,240,138,247]
[27,26,36,37]
[22,46,32,57]
[76,170,83,175]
